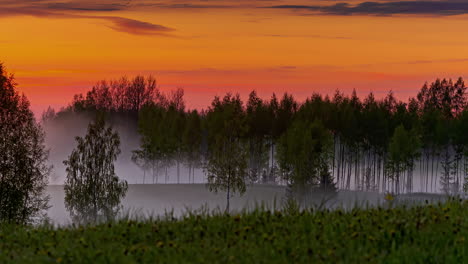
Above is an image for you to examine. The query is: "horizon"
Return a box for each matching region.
[2,0,468,116]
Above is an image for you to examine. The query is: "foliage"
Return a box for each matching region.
[386,125,421,194]
[0,63,50,224]
[1,200,468,263]
[246,91,271,182]
[134,90,189,184]
[70,75,159,114]
[277,119,335,190]
[63,116,128,224]
[51,74,468,194]
[204,94,250,212]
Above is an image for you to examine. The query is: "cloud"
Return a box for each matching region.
[5,0,468,17]
[0,1,174,36]
[269,1,468,16]
[4,0,466,36]
[45,2,127,12]
[105,16,174,35]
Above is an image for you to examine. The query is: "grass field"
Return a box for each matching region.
[1,199,467,263]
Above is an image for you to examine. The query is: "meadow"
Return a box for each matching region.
[1,199,467,263]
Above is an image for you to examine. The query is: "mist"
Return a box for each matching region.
[43,113,206,185]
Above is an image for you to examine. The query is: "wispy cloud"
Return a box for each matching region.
[103,16,174,35]
[5,0,468,17]
[2,0,466,36]
[269,1,468,16]
[0,0,174,36]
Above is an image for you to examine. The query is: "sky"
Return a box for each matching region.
[2,0,468,115]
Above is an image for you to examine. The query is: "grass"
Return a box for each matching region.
[1,199,467,263]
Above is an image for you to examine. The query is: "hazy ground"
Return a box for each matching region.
[47,184,286,225]
[46,184,448,225]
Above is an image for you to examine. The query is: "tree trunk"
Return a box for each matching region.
[226,182,230,213]
[165,166,168,184]
[332,134,336,182]
[426,152,430,192]
[434,154,439,193]
[189,164,192,184]
[396,169,400,194]
[177,160,180,184]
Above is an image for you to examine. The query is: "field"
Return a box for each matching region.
[1,199,467,263]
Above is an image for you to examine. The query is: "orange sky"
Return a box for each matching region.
[2,0,468,115]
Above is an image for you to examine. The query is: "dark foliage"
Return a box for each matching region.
[0,63,50,224]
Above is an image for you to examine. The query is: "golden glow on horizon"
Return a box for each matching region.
[2,6,468,113]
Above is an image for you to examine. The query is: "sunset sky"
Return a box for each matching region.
[2,0,468,114]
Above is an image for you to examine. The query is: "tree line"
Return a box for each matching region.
[3,61,468,223]
[45,75,468,198]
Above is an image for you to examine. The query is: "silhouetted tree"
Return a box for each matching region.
[41,106,56,124]
[0,63,51,224]
[68,75,159,116]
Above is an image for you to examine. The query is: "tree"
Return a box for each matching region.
[386,125,420,194]
[41,106,56,124]
[134,100,180,184]
[166,89,186,184]
[246,91,270,182]
[0,63,51,224]
[54,72,468,195]
[440,145,456,195]
[64,116,128,223]
[68,75,159,115]
[205,94,249,212]
[277,119,335,190]
[182,110,202,183]
[126,75,158,114]
[131,148,153,184]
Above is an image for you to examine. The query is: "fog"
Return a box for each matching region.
[46,184,448,226]
[43,114,457,194]
[41,113,451,225]
[43,113,207,185]
[46,184,283,225]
